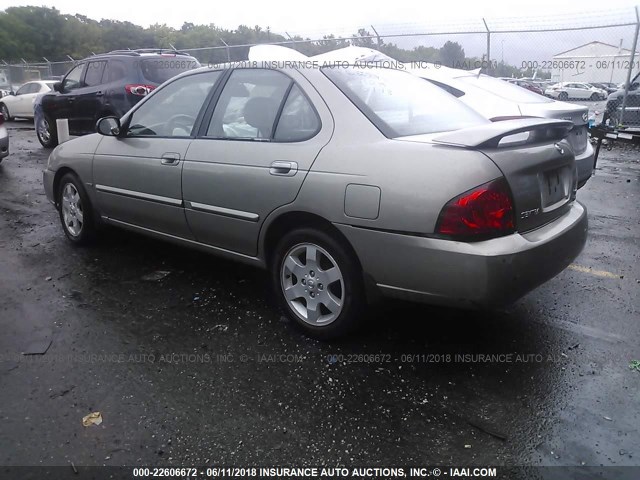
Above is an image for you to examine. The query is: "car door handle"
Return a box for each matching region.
[161,153,181,165]
[269,161,297,176]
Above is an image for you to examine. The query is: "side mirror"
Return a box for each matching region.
[96,116,121,136]
[632,82,639,91]
[9,91,15,96]
[53,82,62,93]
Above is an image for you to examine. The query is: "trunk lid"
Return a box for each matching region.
[519,101,588,155]
[424,118,577,232]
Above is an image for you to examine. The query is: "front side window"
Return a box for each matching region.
[206,69,291,140]
[84,61,107,87]
[63,64,87,91]
[15,84,31,95]
[324,66,488,137]
[127,71,221,138]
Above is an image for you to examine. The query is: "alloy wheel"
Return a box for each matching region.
[280,242,345,326]
[61,183,84,237]
[38,118,51,143]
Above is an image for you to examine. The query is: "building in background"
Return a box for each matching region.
[551,41,638,84]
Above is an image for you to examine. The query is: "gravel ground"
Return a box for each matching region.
[0,120,638,475]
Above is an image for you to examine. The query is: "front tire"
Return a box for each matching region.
[37,114,58,148]
[57,173,96,245]
[271,228,365,339]
[0,104,13,121]
[590,93,599,101]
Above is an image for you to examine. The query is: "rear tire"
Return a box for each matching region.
[0,104,13,121]
[37,114,58,149]
[559,92,568,101]
[271,228,366,339]
[57,173,96,245]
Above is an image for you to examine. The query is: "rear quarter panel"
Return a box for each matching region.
[273,68,503,236]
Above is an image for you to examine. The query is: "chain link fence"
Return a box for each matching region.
[1,9,638,125]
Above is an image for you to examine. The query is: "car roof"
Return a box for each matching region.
[86,49,196,60]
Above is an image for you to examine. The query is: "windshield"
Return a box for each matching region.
[323,66,488,137]
[456,75,553,104]
[140,57,201,84]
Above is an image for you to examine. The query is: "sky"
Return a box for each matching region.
[0,0,638,35]
[0,0,639,65]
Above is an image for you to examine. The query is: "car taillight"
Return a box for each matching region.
[125,84,156,96]
[436,178,515,240]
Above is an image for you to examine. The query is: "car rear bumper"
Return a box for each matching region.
[336,201,588,308]
[575,141,594,188]
[0,130,8,159]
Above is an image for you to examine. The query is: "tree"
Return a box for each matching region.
[438,41,465,68]
[350,28,378,48]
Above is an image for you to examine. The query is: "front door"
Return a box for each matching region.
[93,70,223,238]
[56,62,87,133]
[72,60,107,133]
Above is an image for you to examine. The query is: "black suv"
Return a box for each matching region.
[38,49,200,147]
[604,71,640,127]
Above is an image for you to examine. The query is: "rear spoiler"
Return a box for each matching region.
[433,118,573,149]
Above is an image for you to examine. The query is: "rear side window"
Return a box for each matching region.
[206,69,291,140]
[274,85,320,141]
[140,57,200,84]
[104,60,127,83]
[84,61,106,87]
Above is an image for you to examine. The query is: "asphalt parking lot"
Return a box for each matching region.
[0,119,638,472]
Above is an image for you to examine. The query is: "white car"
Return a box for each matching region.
[0,81,57,120]
[295,46,594,188]
[544,82,607,101]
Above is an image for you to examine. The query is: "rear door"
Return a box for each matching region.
[182,68,333,256]
[93,70,222,237]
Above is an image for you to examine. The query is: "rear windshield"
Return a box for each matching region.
[457,75,553,104]
[323,66,488,137]
[140,57,201,84]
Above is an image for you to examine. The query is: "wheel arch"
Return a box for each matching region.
[52,167,78,208]
[261,210,363,274]
[53,166,102,223]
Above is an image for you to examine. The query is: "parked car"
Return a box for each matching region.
[0,80,57,120]
[544,82,607,101]
[590,82,618,95]
[0,112,8,162]
[43,64,588,338]
[604,71,640,126]
[505,79,545,95]
[300,46,594,188]
[38,49,201,148]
